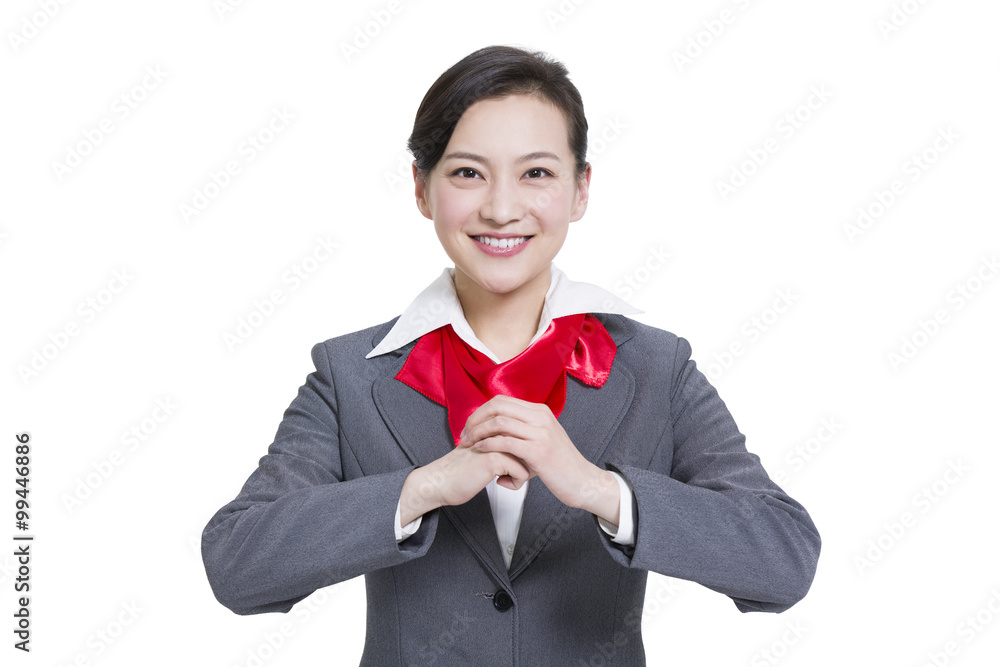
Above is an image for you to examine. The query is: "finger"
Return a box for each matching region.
[465,412,536,448]
[471,433,538,467]
[499,469,537,490]
[497,475,519,490]
[459,397,513,444]
[460,396,551,445]
[492,453,532,489]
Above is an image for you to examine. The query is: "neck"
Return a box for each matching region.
[454,265,552,360]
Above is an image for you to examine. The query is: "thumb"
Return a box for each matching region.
[496,454,533,490]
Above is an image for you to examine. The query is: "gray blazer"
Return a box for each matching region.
[202,312,821,665]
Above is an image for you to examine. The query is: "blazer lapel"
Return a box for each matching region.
[370,333,512,585]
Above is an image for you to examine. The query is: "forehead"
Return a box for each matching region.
[447,94,571,154]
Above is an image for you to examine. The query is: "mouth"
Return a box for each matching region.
[471,235,532,249]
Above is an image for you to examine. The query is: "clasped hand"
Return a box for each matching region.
[399,395,620,526]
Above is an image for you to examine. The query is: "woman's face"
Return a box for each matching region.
[414,93,590,303]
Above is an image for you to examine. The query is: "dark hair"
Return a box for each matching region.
[407,45,589,182]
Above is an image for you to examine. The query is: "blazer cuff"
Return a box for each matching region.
[597,470,636,546]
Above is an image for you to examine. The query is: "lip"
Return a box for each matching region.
[470,234,532,257]
[468,232,533,239]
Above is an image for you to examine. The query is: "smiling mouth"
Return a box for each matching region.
[471,235,532,249]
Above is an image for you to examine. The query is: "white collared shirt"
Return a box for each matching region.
[368,263,643,567]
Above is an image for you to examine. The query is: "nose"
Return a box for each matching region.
[480,178,525,225]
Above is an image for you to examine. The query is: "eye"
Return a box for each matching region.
[450,167,481,179]
[525,168,553,179]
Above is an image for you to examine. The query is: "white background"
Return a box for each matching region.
[2,1,999,665]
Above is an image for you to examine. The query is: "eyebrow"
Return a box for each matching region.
[441,151,562,167]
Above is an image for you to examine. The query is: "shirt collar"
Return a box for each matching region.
[366,263,643,362]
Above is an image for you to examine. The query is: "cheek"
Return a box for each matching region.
[530,182,575,220]
[431,189,478,228]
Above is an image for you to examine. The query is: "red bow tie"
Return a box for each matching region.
[395,313,617,445]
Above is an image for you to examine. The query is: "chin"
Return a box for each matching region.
[470,274,524,295]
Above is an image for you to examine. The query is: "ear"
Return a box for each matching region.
[569,162,592,222]
[413,162,433,220]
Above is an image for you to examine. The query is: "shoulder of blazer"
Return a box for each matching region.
[294,317,403,387]
[309,315,401,357]
[591,313,696,391]
[593,312,687,357]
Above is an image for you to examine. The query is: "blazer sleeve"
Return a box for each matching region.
[598,336,821,614]
[201,341,439,615]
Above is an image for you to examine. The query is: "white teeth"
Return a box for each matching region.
[474,236,528,249]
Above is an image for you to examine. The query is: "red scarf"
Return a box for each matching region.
[395,313,617,445]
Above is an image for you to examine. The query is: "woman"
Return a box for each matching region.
[202,45,821,665]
